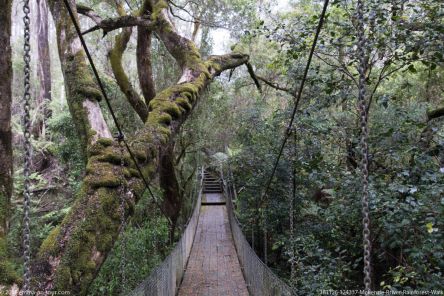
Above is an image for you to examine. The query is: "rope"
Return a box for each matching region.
[22,0,32,291]
[356,0,372,291]
[260,0,329,203]
[62,0,170,223]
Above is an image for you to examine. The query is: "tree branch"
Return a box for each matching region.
[81,15,156,35]
[245,62,262,93]
[257,75,292,93]
[109,27,149,121]
[427,106,444,121]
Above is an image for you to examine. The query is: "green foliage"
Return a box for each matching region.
[89,193,170,296]
[46,102,85,190]
[186,0,444,292]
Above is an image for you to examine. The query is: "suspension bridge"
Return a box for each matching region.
[129,168,295,296]
[14,0,376,294]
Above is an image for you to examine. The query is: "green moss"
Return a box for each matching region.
[96,138,113,147]
[154,112,173,125]
[176,97,192,111]
[151,0,168,21]
[96,234,113,252]
[97,188,119,218]
[125,168,141,178]
[49,184,129,293]
[66,51,102,102]
[96,148,129,166]
[63,49,106,156]
[149,99,182,119]
[39,226,61,256]
[85,162,120,188]
[131,148,148,162]
[55,266,72,289]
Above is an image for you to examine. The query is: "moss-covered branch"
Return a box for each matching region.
[83,15,156,35]
[109,27,149,122]
[48,0,112,159]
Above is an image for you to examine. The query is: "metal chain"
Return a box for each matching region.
[22,0,32,292]
[356,0,372,292]
[115,134,128,292]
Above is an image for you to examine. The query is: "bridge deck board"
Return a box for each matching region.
[178,196,249,296]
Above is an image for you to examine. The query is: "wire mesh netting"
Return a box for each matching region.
[224,173,296,296]
[128,169,203,296]
[129,167,294,296]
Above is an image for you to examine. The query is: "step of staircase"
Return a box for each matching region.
[202,171,224,200]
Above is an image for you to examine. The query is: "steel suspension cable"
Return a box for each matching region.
[356,0,372,292]
[290,129,297,284]
[116,137,128,292]
[62,0,170,222]
[22,0,32,291]
[259,0,329,203]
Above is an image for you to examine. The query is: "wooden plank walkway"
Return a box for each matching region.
[178,195,249,296]
[202,192,226,204]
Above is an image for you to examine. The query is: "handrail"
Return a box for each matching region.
[223,171,296,296]
[128,167,204,296]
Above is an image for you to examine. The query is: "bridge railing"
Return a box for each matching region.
[223,170,296,296]
[128,167,204,296]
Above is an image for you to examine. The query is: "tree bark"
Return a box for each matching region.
[109,27,149,122]
[47,0,112,159]
[159,142,181,243]
[34,0,52,138]
[137,26,156,104]
[0,0,19,284]
[36,1,250,293]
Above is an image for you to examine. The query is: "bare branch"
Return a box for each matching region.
[257,75,292,93]
[245,63,262,93]
[82,15,156,35]
[76,4,103,24]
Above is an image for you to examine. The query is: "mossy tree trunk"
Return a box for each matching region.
[47,0,112,160]
[0,0,19,285]
[106,1,188,233]
[159,142,182,243]
[108,2,149,122]
[36,0,250,294]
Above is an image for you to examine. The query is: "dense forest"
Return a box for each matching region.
[0,0,443,295]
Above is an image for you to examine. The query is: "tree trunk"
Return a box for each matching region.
[47,0,112,159]
[0,0,19,285]
[108,2,149,122]
[34,0,52,139]
[159,142,181,243]
[36,1,250,293]
[137,26,156,104]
